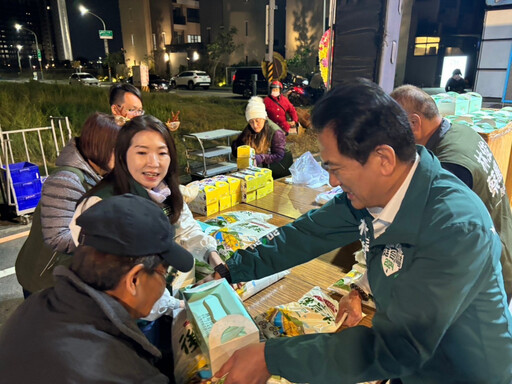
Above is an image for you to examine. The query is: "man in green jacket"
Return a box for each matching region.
[391,84,512,303]
[211,79,512,384]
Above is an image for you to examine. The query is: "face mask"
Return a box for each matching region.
[271,89,280,97]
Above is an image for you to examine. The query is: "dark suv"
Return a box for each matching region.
[232,67,268,98]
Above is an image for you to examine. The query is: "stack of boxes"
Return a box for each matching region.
[187,167,274,216]
[1,162,42,213]
[431,91,483,117]
[236,145,255,169]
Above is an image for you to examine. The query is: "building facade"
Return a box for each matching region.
[0,0,72,71]
[118,0,201,77]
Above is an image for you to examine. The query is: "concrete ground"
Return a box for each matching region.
[0,222,30,329]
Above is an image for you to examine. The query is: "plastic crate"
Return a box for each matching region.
[12,179,42,197]
[16,192,41,211]
[2,162,40,183]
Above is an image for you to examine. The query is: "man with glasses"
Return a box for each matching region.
[211,79,512,384]
[0,194,193,384]
[109,83,144,120]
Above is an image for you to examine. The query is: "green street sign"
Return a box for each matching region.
[37,49,41,60]
[99,30,113,39]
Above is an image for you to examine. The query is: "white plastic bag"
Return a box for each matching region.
[289,151,329,188]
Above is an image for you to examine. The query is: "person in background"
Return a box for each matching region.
[445,68,466,93]
[0,194,194,383]
[109,83,144,120]
[15,112,121,297]
[211,79,512,384]
[391,84,512,304]
[264,80,299,134]
[232,96,290,177]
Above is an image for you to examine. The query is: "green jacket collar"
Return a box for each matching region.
[371,145,436,247]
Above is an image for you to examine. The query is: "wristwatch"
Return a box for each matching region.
[214,263,232,284]
[350,283,371,302]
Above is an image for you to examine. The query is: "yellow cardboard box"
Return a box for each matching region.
[242,190,256,203]
[188,183,219,205]
[230,172,259,192]
[218,194,232,211]
[247,167,272,183]
[238,169,266,189]
[212,175,241,195]
[231,192,242,206]
[256,187,268,199]
[189,201,219,216]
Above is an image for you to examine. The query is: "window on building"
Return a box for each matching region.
[414,36,440,56]
[173,8,186,25]
[187,35,201,43]
[206,26,211,44]
[187,8,200,23]
[245,21,248,36]
[161,32,166,45]
[152,33,157,50]
[129,8,133,22]
[173,31,185,44]
[131,34,135,46]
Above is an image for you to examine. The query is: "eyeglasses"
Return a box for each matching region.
[154,267,171,281]
[117,105,145,116]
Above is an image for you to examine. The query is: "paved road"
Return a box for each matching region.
[0,222,29,328]
[0,78,243,99]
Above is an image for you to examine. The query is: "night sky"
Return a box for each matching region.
[66,0,122,61]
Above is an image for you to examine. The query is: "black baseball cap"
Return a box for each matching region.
[76,194,194,272]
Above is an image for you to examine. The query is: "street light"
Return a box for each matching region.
[79,4,112,82]
[15,23,43,80]
[16,45,22,74]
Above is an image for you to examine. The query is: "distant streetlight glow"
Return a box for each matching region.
[79,4,112,82]
[79,5,89,16]
[16,45,22,74]
[14,23,43,80]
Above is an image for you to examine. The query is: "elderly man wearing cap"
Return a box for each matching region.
[0,194,193,384]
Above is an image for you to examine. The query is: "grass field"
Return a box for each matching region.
[0,81,248,171]
[0,81,317,175]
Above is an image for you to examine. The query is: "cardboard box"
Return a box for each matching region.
[231,192,241,206]
[188,183,219,205]
[189,201,219,216]
[246,167,273,183]
[230,172,259,192]
[265,179,274,193]
[236,146,256,170]
[238,169,266,189]
[212,175,241,195]
[465,92,483,113]
[218,194,232,211]
[242,190,256,203]
[432,93,469,116]
[183,279,259,374]
[256,186,268,199]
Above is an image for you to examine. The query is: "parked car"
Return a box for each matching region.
[232,67,268,98]
[171,70,211,90]
[68,72,99,86]
[127,74,170,92]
